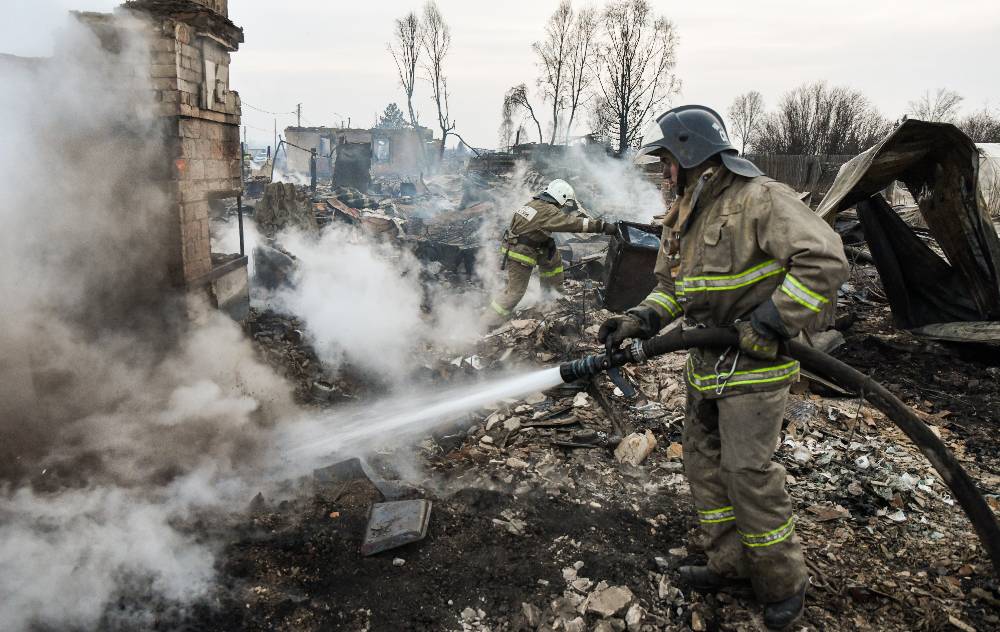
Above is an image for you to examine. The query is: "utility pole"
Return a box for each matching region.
[297,103,302,128]
[273,118,277,152]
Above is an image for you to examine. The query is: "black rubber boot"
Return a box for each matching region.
[764,583,807,630]
[678,565,750,592]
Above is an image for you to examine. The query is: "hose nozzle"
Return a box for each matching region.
[559,354,608,383]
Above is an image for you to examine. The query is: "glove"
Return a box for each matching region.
[736,321,778,361]
[598,306,661,354]
[601,222,619,236]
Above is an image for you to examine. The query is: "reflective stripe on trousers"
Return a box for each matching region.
[489,300,510,316]
[699,505,736,524]
[740,516,796,548]
[500,247,536,267]
[686,356,800,392]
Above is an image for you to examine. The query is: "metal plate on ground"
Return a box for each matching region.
[361,499,432,556]
[314,457,367,485]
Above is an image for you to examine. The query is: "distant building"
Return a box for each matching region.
[283,125,436,185]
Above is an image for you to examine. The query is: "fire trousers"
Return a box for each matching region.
[682,385,808,603]
[483,247,564,327]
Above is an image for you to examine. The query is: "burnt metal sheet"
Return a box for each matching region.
[361,499,432,556]
[858,196,981,328]
[601,222,661,313]
[817,120,1000,324]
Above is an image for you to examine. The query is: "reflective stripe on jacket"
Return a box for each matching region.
[639,166,848,398]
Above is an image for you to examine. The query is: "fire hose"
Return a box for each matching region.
[559,326,1000,576]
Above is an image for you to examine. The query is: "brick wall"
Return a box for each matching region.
[145,16,241,284]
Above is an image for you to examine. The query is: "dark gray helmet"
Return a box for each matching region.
[635,105,762,178]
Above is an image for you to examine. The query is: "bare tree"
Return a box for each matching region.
[502,84,545,144]
[564,7,598,143]
[592,0,681,155]
[755,82,891,155]
[728,91,765,155]
[533,1,574,144]
[421,1,455,157]
[908,88,964,124]
[388,11,422,127]
[959,107,1000,143]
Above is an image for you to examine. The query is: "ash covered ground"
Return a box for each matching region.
[147,237,999,631]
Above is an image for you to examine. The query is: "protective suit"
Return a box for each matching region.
[600,105,848,629]
[485,181,613,327]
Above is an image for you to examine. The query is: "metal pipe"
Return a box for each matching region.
[238,141,245,256]
[559,326,1000,575]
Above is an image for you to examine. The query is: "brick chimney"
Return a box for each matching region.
[190,0,228,18]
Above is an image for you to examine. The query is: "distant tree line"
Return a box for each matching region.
[729,85,1000,157]
[502,0,680,155]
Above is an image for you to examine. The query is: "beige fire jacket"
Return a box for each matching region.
[501,197,609,267]
[638,166,848,398]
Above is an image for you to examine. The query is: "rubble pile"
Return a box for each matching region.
[254,182,319,236]
[181,268,999,631]
[189,147,1000,631]
[245,308,372,403]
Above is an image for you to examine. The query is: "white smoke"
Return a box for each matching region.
[0,14,294,631]
[269,225,483,382]
[468,151,666,314]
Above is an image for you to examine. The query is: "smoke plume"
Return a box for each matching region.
[0,14,293,630]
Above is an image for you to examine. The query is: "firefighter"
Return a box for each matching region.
[599,105,848,629]
[483,179,617,328]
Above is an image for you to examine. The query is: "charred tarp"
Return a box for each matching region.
[817,120,1000,334]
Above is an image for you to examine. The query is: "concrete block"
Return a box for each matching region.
[154,103,178,118]
[212,263,250,322]
[178,78,200,95]
[186,159,205,180]
[151,77,179,91]
[178,66,202,84]
[150,64,177,79]
[149,37,176,53]
[151,51,177,66]
[179,43,201,60]
[179,119,200,139]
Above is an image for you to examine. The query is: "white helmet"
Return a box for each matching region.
[544,179,576,207]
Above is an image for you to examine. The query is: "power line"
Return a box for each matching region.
[241,100,296,116]
[242,123,274,134]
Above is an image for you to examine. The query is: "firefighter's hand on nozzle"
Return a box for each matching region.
[599,314,642,354]
[736,320,778,361]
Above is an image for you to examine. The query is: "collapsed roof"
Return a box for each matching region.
[817,119,1000,334]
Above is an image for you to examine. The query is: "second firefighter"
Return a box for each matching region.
[484,179,617,328]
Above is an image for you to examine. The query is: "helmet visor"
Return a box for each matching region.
[634,119,668,165]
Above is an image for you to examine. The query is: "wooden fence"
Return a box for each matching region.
[746,154,855,198]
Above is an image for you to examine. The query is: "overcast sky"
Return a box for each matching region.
[5,1,1000,149]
